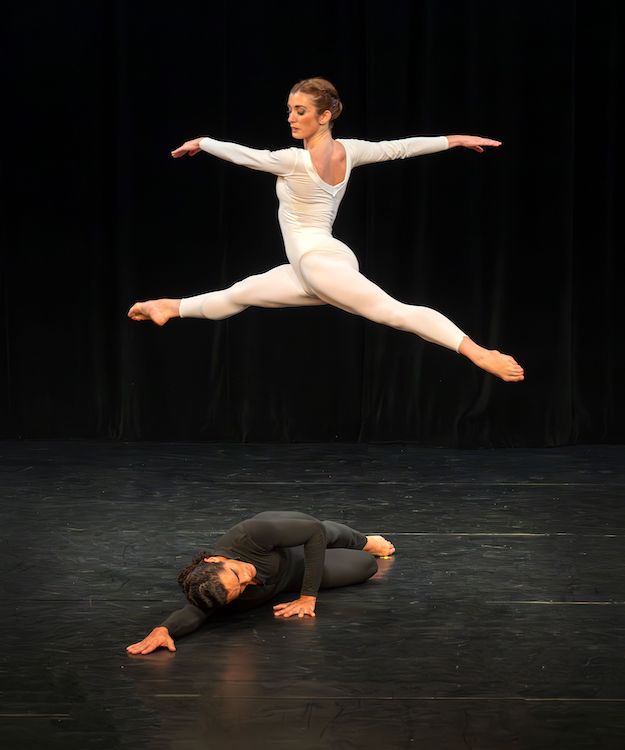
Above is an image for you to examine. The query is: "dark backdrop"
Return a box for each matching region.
[2,1,623,445]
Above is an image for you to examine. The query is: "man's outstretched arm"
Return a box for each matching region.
[126,603,208,654]
[127,626,176,655]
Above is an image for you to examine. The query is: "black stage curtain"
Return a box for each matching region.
[2,1,623,445]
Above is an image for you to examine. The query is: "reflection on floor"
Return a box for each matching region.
[2,441,625,749]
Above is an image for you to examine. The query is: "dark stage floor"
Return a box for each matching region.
[2,441,625,749]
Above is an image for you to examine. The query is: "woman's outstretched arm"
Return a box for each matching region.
[344,134,501,168]
[171,136,297,175]
[445,134,502,152]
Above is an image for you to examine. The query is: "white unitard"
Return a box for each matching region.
[179,135,466,352]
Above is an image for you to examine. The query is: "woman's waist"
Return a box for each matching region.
[279,221,336,245]
[278,207,335,231]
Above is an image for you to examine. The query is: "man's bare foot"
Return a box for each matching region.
[363,535,396,557]
[459,337,525,382]
[127,299,181,327]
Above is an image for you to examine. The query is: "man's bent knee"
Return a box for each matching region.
[366,555,378,578]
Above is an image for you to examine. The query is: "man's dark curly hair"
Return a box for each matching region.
[177,552,229,612]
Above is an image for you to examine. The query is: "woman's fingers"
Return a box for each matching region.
[171,146,190,158]
[171,139,202,158]
[171,147,200,158]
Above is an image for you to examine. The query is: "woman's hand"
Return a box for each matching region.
[273,595,317,619]
[126,626,176,654]
[171,138,203,158]
[446,135,502,153]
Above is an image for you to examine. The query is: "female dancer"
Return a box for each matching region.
[128,78,524,382]
[126,510,394,654]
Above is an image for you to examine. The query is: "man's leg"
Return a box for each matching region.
[322,520,395,557]
[320,548,378,588]
[282,546,377,591]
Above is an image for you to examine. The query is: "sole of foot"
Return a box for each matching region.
[364,535,396,557]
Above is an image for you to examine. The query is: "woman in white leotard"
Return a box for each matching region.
[129,78,524,382]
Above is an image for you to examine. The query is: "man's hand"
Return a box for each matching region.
[171,138,203,158]
[126,626,176,655]
[273,595,317,619]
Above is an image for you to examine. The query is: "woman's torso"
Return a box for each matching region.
[277,140,355,264]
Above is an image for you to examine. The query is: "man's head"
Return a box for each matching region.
[177,554,257,612]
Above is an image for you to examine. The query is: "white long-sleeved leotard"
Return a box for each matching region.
[198,135,448,283]
[181,134,465,352]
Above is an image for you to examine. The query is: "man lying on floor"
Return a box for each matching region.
[127,510,395,654]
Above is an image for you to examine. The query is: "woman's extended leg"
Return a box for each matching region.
[299,251,524,382]
[127,264,325,326]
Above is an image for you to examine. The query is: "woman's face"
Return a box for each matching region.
[287,91,331,140]
[204,557,258,603]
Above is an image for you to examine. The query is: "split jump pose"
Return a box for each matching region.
[127,511,395,654]
[129,77,524,382]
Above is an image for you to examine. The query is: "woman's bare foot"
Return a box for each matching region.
[127,299,181,327]
[474,350,525,381]
[459,337,524,382]
[363,535,396,557]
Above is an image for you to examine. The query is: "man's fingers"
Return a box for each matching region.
[274,608,293,618]
[275,607,314,618]
[127,639,157,654]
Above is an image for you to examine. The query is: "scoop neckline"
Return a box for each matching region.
[303,140,350,191]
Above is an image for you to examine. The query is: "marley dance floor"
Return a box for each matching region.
[1,440,625,749]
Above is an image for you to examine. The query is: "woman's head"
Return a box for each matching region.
[288,78,343,138]
[177,554,258,612]
[290,78,343,123]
